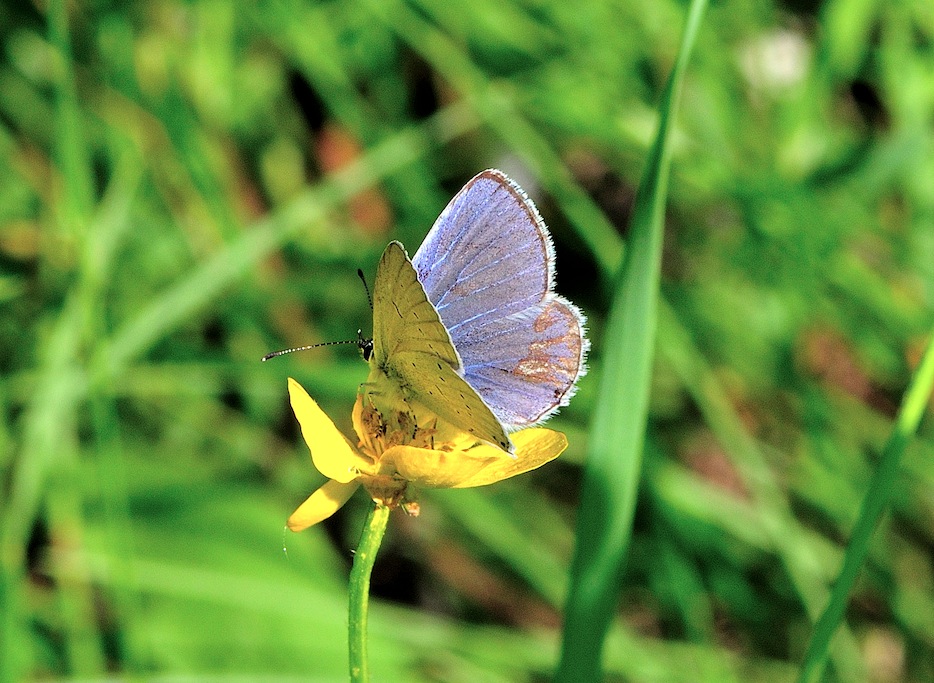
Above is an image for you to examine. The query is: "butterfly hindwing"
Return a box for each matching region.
[449,296,586,427]
[412,170,588,429]
[371,241,513,453]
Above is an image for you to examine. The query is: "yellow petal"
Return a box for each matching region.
[380,445,496,488]
[288,378,372,483]
[453,428,567,488]
[287,480,360,531]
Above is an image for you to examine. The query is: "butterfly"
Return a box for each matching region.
[368,169,588,453]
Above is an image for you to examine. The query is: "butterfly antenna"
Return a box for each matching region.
[357,268,373,311]
[265,268,375,362]
[262,338,359,362]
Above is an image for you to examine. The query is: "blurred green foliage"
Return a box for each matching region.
[0,0,932,681]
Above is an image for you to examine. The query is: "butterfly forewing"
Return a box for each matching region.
[414,171,551,331]
[412,170,587,430]
[372,241,460,369]
[371,242,513,453]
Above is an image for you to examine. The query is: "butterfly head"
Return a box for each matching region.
[357,329,374,362]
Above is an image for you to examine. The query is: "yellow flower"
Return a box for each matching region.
[285,376,568,531]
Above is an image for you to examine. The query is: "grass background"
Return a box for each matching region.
[1,0,933,681]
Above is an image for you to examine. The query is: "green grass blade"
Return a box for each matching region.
[555,1,708,680]
[361,0,623,278]
[657,301,865,679]
[93,102,478,379]
[796,329,934,683]
[48,0,94,227]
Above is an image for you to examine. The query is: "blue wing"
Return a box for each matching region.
[412,170,588,429]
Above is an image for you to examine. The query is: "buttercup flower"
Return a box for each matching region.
[286,375,568,531]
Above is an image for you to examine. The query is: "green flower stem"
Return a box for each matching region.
[348,503,390,682]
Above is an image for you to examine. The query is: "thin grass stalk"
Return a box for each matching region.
[796,331,934,683]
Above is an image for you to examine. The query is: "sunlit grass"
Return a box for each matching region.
[0,0,932,681]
